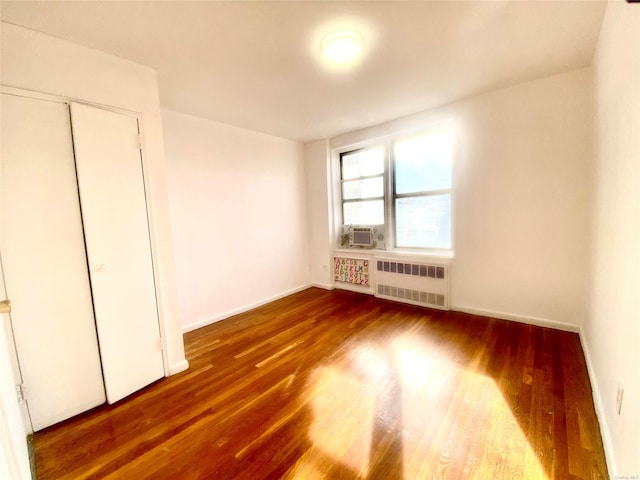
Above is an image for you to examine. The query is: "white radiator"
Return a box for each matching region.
[374,257,450,310]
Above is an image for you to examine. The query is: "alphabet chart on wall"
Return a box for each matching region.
[334,257,369,286]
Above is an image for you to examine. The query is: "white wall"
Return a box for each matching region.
[304,140,334,289]
[452,69,592,329]
[587,0,640,475]
[313,68,592,330]
[162,109,310,331]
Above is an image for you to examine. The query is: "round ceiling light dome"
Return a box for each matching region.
[321,29,364,67]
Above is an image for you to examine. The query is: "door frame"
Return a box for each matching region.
[0,86,171,376]
[0,253,33,479]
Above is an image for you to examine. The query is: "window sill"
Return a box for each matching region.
[333,248,454,263]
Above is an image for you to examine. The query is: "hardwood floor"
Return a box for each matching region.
[33,287,608,479]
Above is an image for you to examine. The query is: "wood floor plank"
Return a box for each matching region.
[32,287,608,479]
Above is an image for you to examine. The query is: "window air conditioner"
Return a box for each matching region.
[349,226,374,247]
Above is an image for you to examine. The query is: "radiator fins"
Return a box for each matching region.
[376,260,444,279]
[377,284,446,307]
[375,258,449,310]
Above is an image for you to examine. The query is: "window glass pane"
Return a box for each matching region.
[395,194,451,249]
[342,177,383,200]
[343,199,384,225]
[341,146,384,180]
[394,130,452,194]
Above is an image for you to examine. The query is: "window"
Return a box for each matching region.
[338,126,453,251]
[340,146,385,225]
[393,130,453,249]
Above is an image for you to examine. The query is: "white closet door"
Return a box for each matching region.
[70,103,164,404]
[0,94,106,430]
[0,253,32,480]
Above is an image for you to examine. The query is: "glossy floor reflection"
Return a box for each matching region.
[286,334,548,480]
[33,288,607,479]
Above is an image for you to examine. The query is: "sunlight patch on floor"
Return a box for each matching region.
[289,335,549,479]
[392,337,548,480]
[305,366,375,477]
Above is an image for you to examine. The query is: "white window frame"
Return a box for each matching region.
[339,145,386,227]
[334,124,454,257]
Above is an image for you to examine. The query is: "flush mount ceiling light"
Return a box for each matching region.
[321,29,364,67]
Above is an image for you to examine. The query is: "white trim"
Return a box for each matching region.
[168,359,189,376]
[334,282,374,295]
[181,284,311,333]
[372,252,453,265]
[332,250,376,261]
[578,328,617,476]
[0,372,31,480]
[311,283,335,290]
[0,414,27,480]
[1,85,139,117]
[451,305,579,332]
[0,313,30,479]
[333,248,454,262]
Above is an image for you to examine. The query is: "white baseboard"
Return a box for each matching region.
[182,284,312,333]
[311,282,334,290]
[168,359,189,376]
[334,282,375,295]
[451,304,580,332]
[578,328,617,476]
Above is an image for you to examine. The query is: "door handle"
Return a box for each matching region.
[0,300,11,314]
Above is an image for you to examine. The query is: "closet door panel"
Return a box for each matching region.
[70,103,164,403]
[0,94,105,430]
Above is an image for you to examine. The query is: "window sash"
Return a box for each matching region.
[342,198,385,226]
[341,176,384,201]
[340,146,384,180]
[340,147,386,226]
[393,188,451,199]
[394,193,452,249]
[338,128,452,251]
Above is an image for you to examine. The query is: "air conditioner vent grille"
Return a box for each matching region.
[377,284,446,307]
[374,257,449,310]
[349,227,373,247]
[377,260,445,279]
